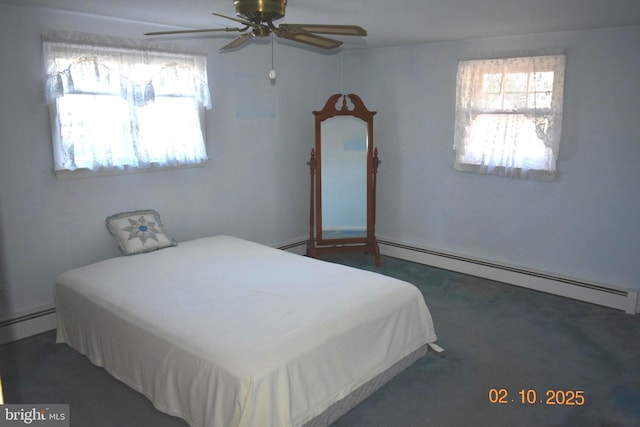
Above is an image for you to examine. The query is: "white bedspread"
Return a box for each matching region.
[54,236,437,427]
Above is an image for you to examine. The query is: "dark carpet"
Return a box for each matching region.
[1,253,639,427]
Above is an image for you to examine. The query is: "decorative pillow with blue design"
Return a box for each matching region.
[106,209,177,255]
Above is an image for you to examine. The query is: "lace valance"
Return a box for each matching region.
[43,31,211,109]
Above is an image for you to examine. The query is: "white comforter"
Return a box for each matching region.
[55,236,437,427]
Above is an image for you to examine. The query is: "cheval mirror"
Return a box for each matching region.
[307,93,380,265]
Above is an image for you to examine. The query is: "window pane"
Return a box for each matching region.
[57,95,137,169]
[137,97,207,165]
[482,73,503,93]
[463,114,552,170]
[527,92,553,109]
[503,72,528,92]
[503,93,527,110]
[529,71,554,92]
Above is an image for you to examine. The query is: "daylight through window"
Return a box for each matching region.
[43,34,212,175]
[453,55,566,180]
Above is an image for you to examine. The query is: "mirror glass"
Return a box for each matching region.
[320,116,368,240]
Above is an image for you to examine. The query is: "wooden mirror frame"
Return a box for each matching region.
[307,93,380,265]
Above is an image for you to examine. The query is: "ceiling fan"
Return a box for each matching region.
[144,0,367,50]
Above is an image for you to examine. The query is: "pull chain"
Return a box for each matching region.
[269,33,276,80]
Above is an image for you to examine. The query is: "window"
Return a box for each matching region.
[453,55,566,180]
[43,33,212,175]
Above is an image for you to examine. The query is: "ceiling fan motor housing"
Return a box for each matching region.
[145,0,364,51]
[234,0,287,21]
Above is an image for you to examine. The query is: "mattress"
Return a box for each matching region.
[54,235,437,427]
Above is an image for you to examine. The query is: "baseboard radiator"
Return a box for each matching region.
[0,306,57,346]
[378,239,638,314]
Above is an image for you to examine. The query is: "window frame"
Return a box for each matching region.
[43,33,212,179]
[453,54,566,181]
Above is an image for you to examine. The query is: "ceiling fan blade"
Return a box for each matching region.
[279,24,367,36]
[277,31,343,49]
[212,12,257,27]
[220,33,254,50]
[145,27,245,36]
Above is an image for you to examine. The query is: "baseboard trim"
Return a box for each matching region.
[378,238,638,314]
[276,238,308,255]
[0,306,57,346]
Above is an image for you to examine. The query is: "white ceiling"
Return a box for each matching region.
[3,0,640,49]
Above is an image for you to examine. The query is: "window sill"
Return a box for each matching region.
[54,161,207,180]
[454,162,557,181]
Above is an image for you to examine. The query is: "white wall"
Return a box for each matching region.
[0,4,339,320]
[342,26,640,292]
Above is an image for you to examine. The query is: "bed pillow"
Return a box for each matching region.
[106,209,177,255]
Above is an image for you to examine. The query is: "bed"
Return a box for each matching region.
[54,235,437,427]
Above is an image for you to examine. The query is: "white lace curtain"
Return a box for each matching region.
[453,55,566,181]
[43,32,212,172]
